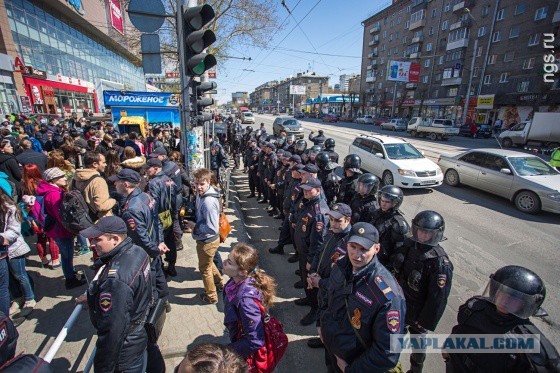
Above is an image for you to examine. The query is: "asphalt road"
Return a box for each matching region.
[246,113,560,370]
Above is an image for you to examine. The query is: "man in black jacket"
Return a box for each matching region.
[16,138,47,172]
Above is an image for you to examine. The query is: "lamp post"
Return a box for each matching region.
[462,8,477,125]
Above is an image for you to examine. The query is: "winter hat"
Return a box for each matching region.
[44,167,66,182]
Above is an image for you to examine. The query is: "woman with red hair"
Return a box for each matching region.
[21,164,60,268]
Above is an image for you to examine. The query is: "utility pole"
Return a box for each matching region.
[319,79,323,115]
[391,82,398,117]
[463,37,478,125]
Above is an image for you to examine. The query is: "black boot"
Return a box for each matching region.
[166,264,177,277]
[300,308,318,326]
[256,195,263,202]
[287,253,299,263]
[294,297,311,306]
[269,246,284,254]
[307,337,324,348]
[248,193,256,198]
[65,276,86,290]
[294,280,304,289]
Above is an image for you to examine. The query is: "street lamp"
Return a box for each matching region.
[462,8,477,125]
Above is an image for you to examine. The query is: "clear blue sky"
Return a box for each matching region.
[214,0,392,104]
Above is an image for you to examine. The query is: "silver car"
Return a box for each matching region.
[438,148,560,214]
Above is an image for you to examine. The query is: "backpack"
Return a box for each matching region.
[59,175,101,235]
[29,137,43,153]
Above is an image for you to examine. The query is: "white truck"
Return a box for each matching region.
[499,112,560,149]
[407,117,460,140]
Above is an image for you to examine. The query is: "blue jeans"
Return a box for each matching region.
[8,255,34,301]
[76,235,88,248]
[53,237,76,280]
[0,258,9,315]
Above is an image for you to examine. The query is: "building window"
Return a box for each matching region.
[382,44,386,51]
[528,34,540,46]
[483,74,492,84]
[504,52,514,62]
[492,31,502,42]
[390,34,393,41]
[439,55,444,64]
[496,8,506,21]
[535,7,548,20]
[473,67,479,77]
[423,76,429,83]
[396,32,400,39]
[499,73,509,83]
[443,68,453,79]
[426,42,433,52]
[514,3,526,15]
[398,16,402,24]
[429,26,434,35]
[445,3,451,12]
[449,27,469,42]
[378,83,382,89]
[448,88,458,96]
[488,55,497,64]
[432,8,437,18]
[435,73,441,81]
[406,20,410,29]
[442,20,448,30]
[482,5,490,16]
[407,5,411,13]
[509,26,520,39]
[390,20,394,27]
[383,30,387,39]
[395,46,399,53]
[433,89,439,97]
[411,9,426,23]
[425,59,430,67]
[523,57,535,69]
[403,51,407,58]
[478,27,486,37]
[518,81,529,92]
[476,47,483,57]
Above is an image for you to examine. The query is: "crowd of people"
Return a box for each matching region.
[0,111,557,372]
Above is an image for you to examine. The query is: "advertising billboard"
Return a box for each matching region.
[109,0,124,34]
[103,91,180,107]
[387,60,421,83]
[290,85,306,95]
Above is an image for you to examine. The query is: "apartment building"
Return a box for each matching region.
[249,81,277,109]
[361,0,560,125]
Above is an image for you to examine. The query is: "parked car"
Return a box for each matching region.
[241,111,255,124]
[257,110,263,114]
[373,116,387,126]
[348,134,443,188]
[407,117,460,140]
[356,115,374,124]
[294,111,305,118]
[341,115,355,123]
[380,118,407,131]
[458,124,492,138]
[438,149,560,214]
[273,116,304,139]
[322,114,339,123]
[272,110,279,116]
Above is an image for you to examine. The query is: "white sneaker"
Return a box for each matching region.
[9,301,21,316]
[19,300,36,317]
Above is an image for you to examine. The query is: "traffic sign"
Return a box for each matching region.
[128,0,166,33]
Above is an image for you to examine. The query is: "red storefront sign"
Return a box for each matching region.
[109,0,124,35]
[23,76,99,112]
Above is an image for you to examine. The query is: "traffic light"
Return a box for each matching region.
[191,80,217,125]
[182,4,217,77]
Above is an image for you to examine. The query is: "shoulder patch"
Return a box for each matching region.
[386,310,400,333]
[316,221,324,232]
[374,276,395,300]
[143,263,150,281]
[127,218,136,231]
[164,180,174,187]
[99,293,112,312]
[355,290,373,307]
[437,274,447,288]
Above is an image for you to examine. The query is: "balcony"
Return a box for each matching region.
[368,40,375,46]
[406,83,418,89]
[409,19,425,30]
[450,19,471,31]
[409,52,422,59]
[453,0,474,13]
[368,53,374,58]
[372,38,379,45]
[410,36,424,44]
[370,25,380,33]
[367,65,372,70]
[441,77,462,86]
[446,38,469,51]
[366,88,375,93]
[366,76,376,83]
[372,60,378,66]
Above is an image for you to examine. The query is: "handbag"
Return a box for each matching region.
[218,200,231,243]
[145,298,167,343]
[239,299,288,373]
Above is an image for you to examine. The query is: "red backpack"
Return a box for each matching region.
[241,299,289,373]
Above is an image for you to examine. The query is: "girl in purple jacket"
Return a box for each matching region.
[223,243,277,359]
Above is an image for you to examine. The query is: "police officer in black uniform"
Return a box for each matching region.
[231,122,243,168]
[349,173,380,224]
[323,138,339,163]
[294,139,307,156]
[316,151,342,205]
[309,129,327,147]
[303,145,322,165]
[241,125,253,172]
[337,154,363,205]
[391,210,453,373]
[208,140,230,181]
[292,178,329,326]
[308,203,353,349]
[445,265,559,373]
[246,138,260,198]
[319,222,406,373]
[285,134,296,153]
[370,185,409,266]
[77,216,156,373]
[264,143,279,216]
[144,158,180,277]
[270,150,290,219]
[256,141,268,203]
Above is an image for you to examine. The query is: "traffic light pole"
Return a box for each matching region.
[177,0,192,171]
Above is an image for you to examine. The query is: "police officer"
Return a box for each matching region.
[445,266,559,373]
[270,150,290,219]
[208,140,230,181]
[391,210,453,373]
[241,125,253,172]
[309,129,326,147]
[319,222,406,373]
[308,203,352,349]
[144,158,180,277]
[292,178,329,326]
[77,216,155,373]
[303,145,322,165]
[337,154,363,205]
[316,151,342,205]
[257,141,269,203]
[246,138,260,198]
[285,134,296,153]
[111,169,170,304]
[231,123,243,168]
[370,185,409,266]
[324,138,339,163]
[349,173,380,224]
[294,139,307,156]
[264,143,279,215]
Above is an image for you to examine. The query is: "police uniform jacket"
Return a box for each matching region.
[147,171,179,219]
[292,195,330,263]
[274,164,289,193]
[394,239,453,331]
[162,159,182,189]
[246,147,260,170]
[209,143,229,172]
[257,151,267,175]
[319,255,406,373]
[308,133,326,147]
[326,150,339,163]
[283,176,301,213]
[264,151,277,182]
[337,174,360,205]
[370,210,409,266]
[318,169,342,205]
[121,188,163,258]
[349,195,380,224]
[87,238,152,373]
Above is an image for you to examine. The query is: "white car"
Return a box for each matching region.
[349,134,443,188]
[241,111,255,124]
[356,115,374,124]
[380,118,407,131]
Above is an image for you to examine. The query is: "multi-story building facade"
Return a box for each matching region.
[249,80,277,109]
[339,73,359,92]
[232,91,249,106]
[361,0,560,126]
[0,0,145,115]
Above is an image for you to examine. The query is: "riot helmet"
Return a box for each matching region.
[287,134,296,143]
[309,145,322,158]
[378,185,404,210]
[355,173,380,197]
[295,139,307,153]
[343,154,362,173]
[315,152,331,170]
[277,135,286,147]
[482,265,546,319]
[318,129,324,135]
[324,138,335,150]
[246,125,253,133]
[409,210,445,246]
[255,129,262,138]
